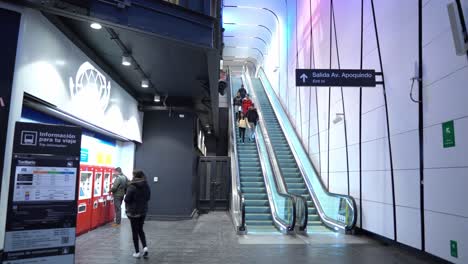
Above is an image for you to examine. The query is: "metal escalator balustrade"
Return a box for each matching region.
[252,68,357,233]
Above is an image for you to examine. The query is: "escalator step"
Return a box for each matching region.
[245,213,273,221]
[245,220,274,226]
[245,206,270,213]
[241,182,265,188]
[244,200,269,206]
[241,187,266,193]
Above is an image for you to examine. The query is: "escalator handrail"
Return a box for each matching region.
[242,74,296,232]
[257,67,357,232]
[244,72,308,231]
[228,71,246,232]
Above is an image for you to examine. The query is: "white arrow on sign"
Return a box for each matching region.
[300,73,308,83]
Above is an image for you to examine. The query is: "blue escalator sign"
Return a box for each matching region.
[296,69,376,87]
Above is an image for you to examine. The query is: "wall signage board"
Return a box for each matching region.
[442,120,456,148]
[0,8,21,200]
[451,240,458,258]
[2,122,81,264]
[296,69,376,87]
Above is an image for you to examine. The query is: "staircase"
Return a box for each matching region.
[251,78,331,233]
[232,78,277,233]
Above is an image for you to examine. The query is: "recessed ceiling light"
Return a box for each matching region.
[90,22,102,30]
[154,95,160,102]
[122,55,131,66]
[179,114,185,118]
[141,79,149,88]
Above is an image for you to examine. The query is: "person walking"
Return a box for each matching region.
[110,167,128,226]
[237,112,248,143]
[238,84,247,99]
[246,105,259,141]
[233,92,242,120]
[241,95,253,115]
[125,170,151,258]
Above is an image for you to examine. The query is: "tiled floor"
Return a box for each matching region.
[75,212,442,264]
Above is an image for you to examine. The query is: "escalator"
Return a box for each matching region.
[230,77,277,233]
[249,79,329,233]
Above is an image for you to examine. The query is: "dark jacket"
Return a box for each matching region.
[246,108,259,125]
[233,96,242,106]
[238,87,247,98]
[124,178,151,218]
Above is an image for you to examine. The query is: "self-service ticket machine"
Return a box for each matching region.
[91,167,103,229]
[102,168,113,224]
[77,165,94,235]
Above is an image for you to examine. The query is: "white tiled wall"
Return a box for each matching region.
[260,0,468,262]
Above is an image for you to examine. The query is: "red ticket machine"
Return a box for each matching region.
[91,166,103,229]
[76,165,94,235]
[102,167,113,224]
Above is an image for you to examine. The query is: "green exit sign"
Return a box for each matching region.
[442,121,455,148]
[451,240,458,258]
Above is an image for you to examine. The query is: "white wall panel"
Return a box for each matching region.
[391,130,420,170]
[361,138,390,171]
[349,172,360,198]
[425,168,468,217]
[329,123,346,149]
[347,144,360,172]
[362,171,393,205]
[396,206,422,250]
[423,30,468,86]
[422,0,453,47]
[309,134,320,155]
[328,147,348,173]
[361,106,387,142]
[362,200,394,240]
[394,170,420,209]
[423,67,468,127]
[328,172,348,195]
[425,211,468,264]
[424,117,468,168]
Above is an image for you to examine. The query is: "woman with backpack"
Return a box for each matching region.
[125,170,151,258]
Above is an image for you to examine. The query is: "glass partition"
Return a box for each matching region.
[257,68,357,231]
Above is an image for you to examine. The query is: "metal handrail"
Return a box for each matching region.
[244,71,308,232]
[227,70,246,233]
[257,67,357,232]
[242,74,296,233]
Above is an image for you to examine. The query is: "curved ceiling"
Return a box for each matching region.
[222,0,286,71]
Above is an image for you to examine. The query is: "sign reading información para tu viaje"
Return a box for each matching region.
[296,69,377,87]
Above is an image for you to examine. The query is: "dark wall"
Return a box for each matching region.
[0,9,21,196]
[216,108,228,156]
[135,111,196,218]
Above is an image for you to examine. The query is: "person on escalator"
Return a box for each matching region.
[246,105,259,141]
[233,92,242,120]
[237,112,248,143]
[241,95,253,115]
[237,84,247,99]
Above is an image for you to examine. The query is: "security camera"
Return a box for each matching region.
[333,113,344,124]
